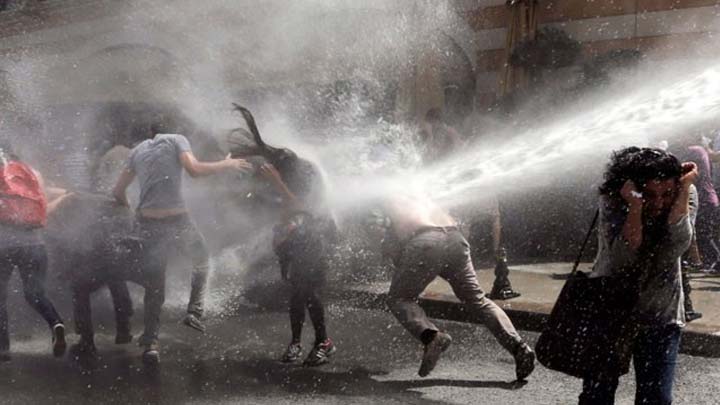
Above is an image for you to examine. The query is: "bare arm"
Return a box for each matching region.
[112,168,135,207]
[259,163,300,209]
[620,180,644,252]
[34,171,72,214]
[668,162,698,225]
[179,152,252,178]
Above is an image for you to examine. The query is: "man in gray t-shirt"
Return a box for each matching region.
[113,130,250,365]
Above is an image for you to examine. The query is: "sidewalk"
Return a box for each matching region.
[339,262,720,358]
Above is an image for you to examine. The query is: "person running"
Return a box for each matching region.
[0,141,71,361]
[112,123,251,365]
[379,193,535,380]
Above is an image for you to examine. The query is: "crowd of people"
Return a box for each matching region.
[0,105,716,404]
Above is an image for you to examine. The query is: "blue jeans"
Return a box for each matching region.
[0,245,63,351]
[579,324,682,405]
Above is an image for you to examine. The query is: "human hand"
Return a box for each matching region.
[259,163,281,181]
[680,162,698,187]
[620,180,643,206]
[224,154,253,172]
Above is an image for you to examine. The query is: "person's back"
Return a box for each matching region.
[130,134,191,212]
[383,195,456,241]
[0,143,67,361]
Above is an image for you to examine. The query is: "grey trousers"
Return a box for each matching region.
[137,215,209,346]
[388,229,523,354]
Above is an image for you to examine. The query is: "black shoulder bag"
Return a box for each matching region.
[535,210,642,379]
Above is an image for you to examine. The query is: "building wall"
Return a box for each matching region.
[462,0,720,107]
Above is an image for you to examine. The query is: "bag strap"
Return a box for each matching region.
[571,209,599,276]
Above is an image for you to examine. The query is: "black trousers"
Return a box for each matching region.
[0,245,63,351]
[275,215,330,345]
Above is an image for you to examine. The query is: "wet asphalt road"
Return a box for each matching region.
[2,299,720,405]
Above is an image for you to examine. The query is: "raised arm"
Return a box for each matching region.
[179,152,252,178]
[619,180,644,252]
[667,162,698,225]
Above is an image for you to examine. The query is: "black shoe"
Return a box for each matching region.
[514,343,536,381]
[489,287,521,300]
[303,339,336,367]
[142,344,160,366]
[686,311,703,323]
[419,332,452,377]
[182,313,206,333]
[52,323,67,358]
[281,342,303,363]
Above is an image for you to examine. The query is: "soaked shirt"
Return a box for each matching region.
[591,196,693,327]
[127,134,192,211]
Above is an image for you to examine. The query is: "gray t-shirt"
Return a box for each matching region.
[127,134,192,211]
[591,196,694,327]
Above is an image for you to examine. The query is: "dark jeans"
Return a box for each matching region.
[275,215,329,345]
[137,215,210,346]
[579,325,682,405]
[72,279,133,343]
[0,245,63,351]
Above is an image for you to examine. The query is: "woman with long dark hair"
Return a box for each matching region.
[579,147,697,404]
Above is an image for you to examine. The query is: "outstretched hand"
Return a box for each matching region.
[225,154,253,172]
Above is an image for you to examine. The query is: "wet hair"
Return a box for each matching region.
[425,108,442,123]
[599,147,682,198]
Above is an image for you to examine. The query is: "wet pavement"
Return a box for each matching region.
[2,299,720,404]
[347,262,720,356]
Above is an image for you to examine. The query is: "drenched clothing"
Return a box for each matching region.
[585,195,693,404]
[73,281,133,343]
[127,134,192,211]
[0,244,63,352]
[388,229,523,354]
[274,213,330,345]
[136,214,209,346]
[590,196,693,326]
[579,325,681,405]
[268,152,335,345]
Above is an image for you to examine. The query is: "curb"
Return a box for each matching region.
[335,287,720,359]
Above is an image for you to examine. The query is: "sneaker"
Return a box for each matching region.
[182,313,206,333]
[281,342,303,363]
[303,339,336,367]
[686,311,703,323]
[52,323,67,358]
[514,343,536,381]
[142,344,160,366]
[419,332,452,377]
